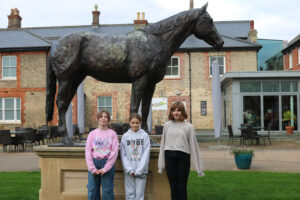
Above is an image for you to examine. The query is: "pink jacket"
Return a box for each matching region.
[85,128,119,174]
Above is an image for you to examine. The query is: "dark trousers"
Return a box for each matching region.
[165,150,191,200]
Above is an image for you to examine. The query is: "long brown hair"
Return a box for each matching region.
[168,101,188,121]
[97,110,111,128]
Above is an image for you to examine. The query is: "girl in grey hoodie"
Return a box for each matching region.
[120,113,150,200]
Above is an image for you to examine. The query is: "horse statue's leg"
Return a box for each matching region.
[56,76,85,145]
[141,84,156,133]
[130,75,149,121]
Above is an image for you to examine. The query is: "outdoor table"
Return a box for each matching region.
[10,130,31,137]
[238,126,264,145]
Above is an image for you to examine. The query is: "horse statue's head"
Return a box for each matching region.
[193,3,224,50]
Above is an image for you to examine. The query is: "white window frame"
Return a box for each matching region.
[209,56,226,76]
[0,98,21,123]
[165,56,180,78]
[289,52,293,69]
[2,55,17,80]
[97,96,112,118]
[298,47,300,64]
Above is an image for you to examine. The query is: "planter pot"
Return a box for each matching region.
[285,126,294,135]
[155,126,163,135]
[234,153,253,169]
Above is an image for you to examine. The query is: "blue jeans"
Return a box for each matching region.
[87,158,115,200]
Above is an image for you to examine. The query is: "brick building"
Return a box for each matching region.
[0,7,261,131]
[282,34,300,71]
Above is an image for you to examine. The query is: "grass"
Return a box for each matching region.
[0,171,300,200]
[188,171,300,200]
[0,171,40,200]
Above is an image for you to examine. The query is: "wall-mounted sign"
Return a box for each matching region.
[201,101,207,116]
[152,98,168,110]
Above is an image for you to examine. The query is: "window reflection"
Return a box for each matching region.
[263,96,279,130]
[243,96,261,126]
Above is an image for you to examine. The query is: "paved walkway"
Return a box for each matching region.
[1,139,300,173]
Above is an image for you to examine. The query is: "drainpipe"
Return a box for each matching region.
[188,52,192,123]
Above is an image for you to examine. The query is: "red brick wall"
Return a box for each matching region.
[284,45,300,70]
[90,91,118,124]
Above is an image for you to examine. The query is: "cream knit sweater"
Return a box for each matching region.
[158,121,205,177]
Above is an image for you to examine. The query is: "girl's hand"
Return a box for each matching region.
[98,169,105,176]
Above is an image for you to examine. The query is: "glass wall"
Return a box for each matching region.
[243,96,261,126]
[263,96,279,130]
[282,95,297,130]
[240,80,298,131]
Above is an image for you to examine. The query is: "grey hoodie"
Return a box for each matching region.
[120,128,150,176]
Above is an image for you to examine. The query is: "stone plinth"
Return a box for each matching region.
[34,146,170,200]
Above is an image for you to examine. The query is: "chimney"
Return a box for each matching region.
[8,8,22,29]
[134,12,148,30]
[189,0,194,10]
[248,20,257,43]
[92,4,100,27]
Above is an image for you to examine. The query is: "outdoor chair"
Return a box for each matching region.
[110,123,123,135]
[0,130,15,152]
[15,128,36,151]
[48,126,59,143]
[73,124,85,142]
[246,125,265,145]
[262,124,272,145]
[122,123,130,134]
[37,125,49,145]
[227,125,242,145]
[240,124,249,145]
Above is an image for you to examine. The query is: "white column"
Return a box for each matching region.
[77,82,85,134]
[65,103,73,137]
[212,61,222,138]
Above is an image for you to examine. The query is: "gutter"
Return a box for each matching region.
[188,51,192,123]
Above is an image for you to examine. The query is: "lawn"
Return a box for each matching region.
[188,171,300,200]
[0,171,300,200]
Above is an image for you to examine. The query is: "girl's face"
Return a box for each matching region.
[98,112,109,127]
[130,118,141,132]
[172,108,182,121]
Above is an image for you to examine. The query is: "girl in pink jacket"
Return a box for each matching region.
[85,110,119,200]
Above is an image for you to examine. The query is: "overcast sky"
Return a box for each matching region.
[0,0,299,42]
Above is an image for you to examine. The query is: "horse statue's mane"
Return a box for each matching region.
[142,8,204,35]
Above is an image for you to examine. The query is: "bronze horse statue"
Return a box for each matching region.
[46,3,224,144]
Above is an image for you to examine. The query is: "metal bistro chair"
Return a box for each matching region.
[0,130,15,152]
[110,123,123,135]
[227,125,242,145]
[15,128,35,151]
[261,124,272,145]
[246,125,265,146]
[73,124,85,142]
[37,125,49,145]
[49,126,59,143]
[240,124,249,145]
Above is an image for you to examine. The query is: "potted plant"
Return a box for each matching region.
[230,148,254,169]
[282,110,297,135]
[154,117,164,135]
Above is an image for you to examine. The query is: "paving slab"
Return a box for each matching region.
[1,139,300,173]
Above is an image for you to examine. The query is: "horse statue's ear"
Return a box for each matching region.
[198,2,208,15]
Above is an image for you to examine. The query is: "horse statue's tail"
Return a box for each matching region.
[46,49,57,123]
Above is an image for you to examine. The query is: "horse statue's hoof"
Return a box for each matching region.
[62,136,74,146]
